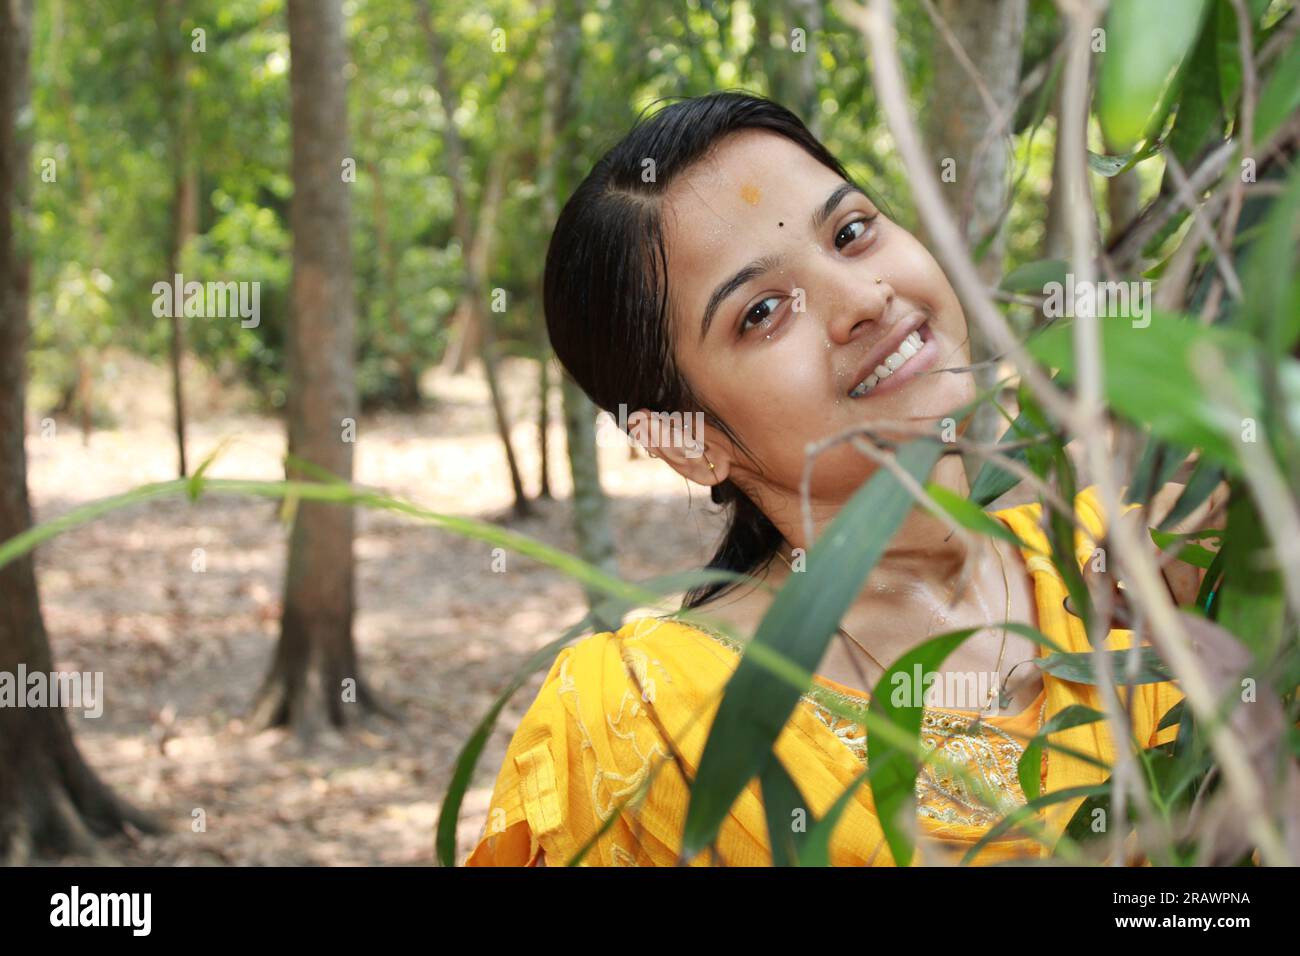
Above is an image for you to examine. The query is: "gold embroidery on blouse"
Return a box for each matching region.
[610,844,641,866]
[658,616,1047,829]
[556,653,668,828]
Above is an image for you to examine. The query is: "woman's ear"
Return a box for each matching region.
[626,407,731,487]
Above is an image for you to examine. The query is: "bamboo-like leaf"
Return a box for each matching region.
[759,753,813,867]
[867,628,978,868]
[925,482,1034,550]
[1036,647,1173,685]
[1026,315,1259,466]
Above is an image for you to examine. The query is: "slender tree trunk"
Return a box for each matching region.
[1043,84,1071,261]
[418,0,480,376]
[785,0,823,138]
[543,0,618,601]
[254,0,385,736]
[363,112,419,408]
[158,0,192,477]
[53,0,103,446]
[925,0,1027,477]
[0,0,156,862]
[536,342,553,499]
[537,0,581,502]
[753,3,783,103]
[473,115,531,518]
[1105,165,1141,246]
[418,0,530,517]
[561,375,619,601]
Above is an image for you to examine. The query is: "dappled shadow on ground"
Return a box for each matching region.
[25,356,726,865]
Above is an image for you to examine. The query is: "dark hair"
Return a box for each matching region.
[543,90,862,609]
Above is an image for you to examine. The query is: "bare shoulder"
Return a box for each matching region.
[1143,479,1230,608]
[1146,478,1231,537]
[688,576,777,639]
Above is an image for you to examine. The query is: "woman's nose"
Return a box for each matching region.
[821,273,895,344]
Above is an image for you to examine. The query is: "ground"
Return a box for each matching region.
[25,351,727,865]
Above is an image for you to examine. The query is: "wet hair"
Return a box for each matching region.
[543,90,864,609]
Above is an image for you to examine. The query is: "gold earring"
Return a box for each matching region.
[704,453,716,473]
[875,277,883,284]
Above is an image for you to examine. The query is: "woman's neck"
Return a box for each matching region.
[752,454,977,595]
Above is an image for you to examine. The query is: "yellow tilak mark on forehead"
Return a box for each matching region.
[739,182,761,205]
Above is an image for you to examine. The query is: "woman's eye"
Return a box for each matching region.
[740,295,782,335]
[835,215,876,250]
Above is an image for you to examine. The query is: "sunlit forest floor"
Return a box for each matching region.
[26,351,729,865]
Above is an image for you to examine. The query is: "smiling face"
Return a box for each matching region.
[657,128,975,504]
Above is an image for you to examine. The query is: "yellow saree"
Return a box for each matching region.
[465,485,1185,866]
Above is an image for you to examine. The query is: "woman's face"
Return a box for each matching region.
[659,128,974,503]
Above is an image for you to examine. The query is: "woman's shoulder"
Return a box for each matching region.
[988,483,1145,571]
[560,615,743,701]
[470,615,760,866]
[505,615,741,747]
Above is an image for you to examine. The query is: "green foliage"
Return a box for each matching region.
[12,0,1299,869]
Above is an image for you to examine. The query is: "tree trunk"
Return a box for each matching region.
[363,112,420,408]
[254,0,384,736]
[543,0,619,602]
[785,0,823,138]
[1105,165,1141,246]
[53,0,105,446]
[1043,83,1071,260]
[924,0,1027,478]
[418,0,530,517]
[0,0,155,862]
[561,375,619,604]
[536,343,553,499]
[418,0,481,377]
[158,0,192,477]
[474,113,531,518]
[534,0,584,504]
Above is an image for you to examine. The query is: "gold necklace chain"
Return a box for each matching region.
[773,537,1012,715]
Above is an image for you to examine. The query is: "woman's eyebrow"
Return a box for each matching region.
[698,181,869,343]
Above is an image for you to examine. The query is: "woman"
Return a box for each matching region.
[466,91,1215,867]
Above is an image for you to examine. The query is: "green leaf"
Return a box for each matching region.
[1165,11,1224,176]
[969,372,1065,507]
[1252,17,1300,144]
[1025,314,1260,466]
[963,784,1105,864]
[1239,164,1300,354]
[1215,482,1287,663]
[1148,528,1220,570]
[925,482,1031,549]
[1087,149,1137,177]
[867,628,980,868]
[759,753,813,866]
[1000,258,1069,294]
[1037,647,1174,684]
[797,764,876,867]
[186,437,236,503]
[1097,0,1213,152]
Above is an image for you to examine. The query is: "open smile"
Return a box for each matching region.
[847,320,939,399]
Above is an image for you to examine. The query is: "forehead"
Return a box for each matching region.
[662,129,838,236]
[660,130,844,316]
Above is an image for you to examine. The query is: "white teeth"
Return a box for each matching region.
[849,327,927,398]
